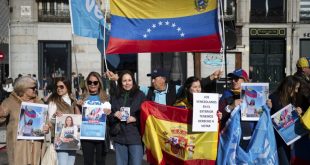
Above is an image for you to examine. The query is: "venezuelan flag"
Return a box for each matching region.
[107,0,221,54]
[141,101,218,165]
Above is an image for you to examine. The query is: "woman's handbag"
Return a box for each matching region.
[301,107,310,130]
[41,134,57,165]
[109,122,121,136]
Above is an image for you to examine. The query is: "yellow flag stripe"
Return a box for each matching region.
[143,115,218,161]
[111,0,217,19]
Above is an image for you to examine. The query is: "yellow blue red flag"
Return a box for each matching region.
[107,0,221,54]
[140,101,218,165]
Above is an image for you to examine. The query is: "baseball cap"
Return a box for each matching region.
[147,68,169,78]
[296,57,310,68]
[228,68,249,82]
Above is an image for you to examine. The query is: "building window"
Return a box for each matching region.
[38,0,70,23]
[300,39,310,57]
[250,0,286,23]
[300,0,310,23]
[151,53,187,85]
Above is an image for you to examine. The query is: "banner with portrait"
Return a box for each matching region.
[17,102,48,140]
[54,114,82,150]
[80,104,106,140]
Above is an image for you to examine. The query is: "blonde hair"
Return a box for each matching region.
[81,71,108,102]
[14,76,36,97]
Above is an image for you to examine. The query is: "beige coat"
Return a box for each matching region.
[0,92,44,165]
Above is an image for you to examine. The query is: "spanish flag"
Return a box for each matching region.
[141,101,218,165]
[107,0,221,54]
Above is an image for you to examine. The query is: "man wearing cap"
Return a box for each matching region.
[294,57,310,112]
[218,68,254,150]
[106,69,222,106]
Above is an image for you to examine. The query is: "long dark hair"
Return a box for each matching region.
[177,76,201,103]
[48,78,74,105]
[116,70,139,97]
[275,75,300,106]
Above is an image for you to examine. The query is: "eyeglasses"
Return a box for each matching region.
[28,86,37,91]
[57,85,65,89]
[87,80,99,86]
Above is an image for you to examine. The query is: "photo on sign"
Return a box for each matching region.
[120,107,130,121]
[80,104,106,140]
[271,104,307,145]
[240,83,269,121]
[17,102,48,140]
[54,114,82,150]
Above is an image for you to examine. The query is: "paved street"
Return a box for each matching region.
[0,146,149,165]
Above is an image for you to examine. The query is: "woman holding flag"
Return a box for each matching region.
[0,76,49,165]
[76,71,111,165]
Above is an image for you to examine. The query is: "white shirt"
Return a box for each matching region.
[48,94,72,120]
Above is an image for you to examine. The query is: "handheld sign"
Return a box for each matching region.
[192,93,219,132]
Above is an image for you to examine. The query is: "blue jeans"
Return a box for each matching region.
[57,150,76,165]
[114,143,143,165]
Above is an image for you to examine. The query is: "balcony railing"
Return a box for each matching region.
[38,9,70,23]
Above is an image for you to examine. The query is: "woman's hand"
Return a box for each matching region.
[104,108,111,115]
[114,111,122,120]
[55,111,63,117]
[76,99,84,106]
[217,111,223,120]
[43,124,49,134]
[127,116,136,124]
[266,99,272,109]
[296,107,303,116]
[106,71,119,81]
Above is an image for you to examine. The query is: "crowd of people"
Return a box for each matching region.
[0,57,309,165]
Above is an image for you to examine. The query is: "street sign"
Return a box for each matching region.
[0,51,5,61]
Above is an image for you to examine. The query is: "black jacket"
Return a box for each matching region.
[110,90,145,145]
[294,72,310,112]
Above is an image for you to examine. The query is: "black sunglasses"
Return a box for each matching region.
[57,85,65,89]
[28,86,37,90]
[87,80,99,86]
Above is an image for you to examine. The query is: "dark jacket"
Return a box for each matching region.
[219,89,256,150]
[294,72,310,112]
[269,92,291,165]
[110,90,145,145]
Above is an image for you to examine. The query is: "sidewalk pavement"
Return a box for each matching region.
[0,146,149,165]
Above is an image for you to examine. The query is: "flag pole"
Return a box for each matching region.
[218,0,227,88]
[101,0,109,73]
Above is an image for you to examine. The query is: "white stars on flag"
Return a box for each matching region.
[143,20,185,39]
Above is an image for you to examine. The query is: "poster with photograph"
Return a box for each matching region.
[80,104,106,140]
[17,102,48,140]
[271,104,307,145]
[54,114,82,150]
[120,107,130,121]
[240,83,269,121]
